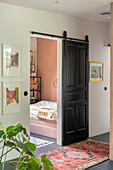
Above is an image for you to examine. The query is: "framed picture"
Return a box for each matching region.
[3,82,21,114]
[2,44,21,77]
[89,62,104,82]
[30,48,37,76]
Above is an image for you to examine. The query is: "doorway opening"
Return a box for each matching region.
[29,35,62,153]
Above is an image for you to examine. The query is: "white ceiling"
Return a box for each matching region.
[0,0,112,22]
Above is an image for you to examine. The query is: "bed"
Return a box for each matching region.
[30,101,57,139]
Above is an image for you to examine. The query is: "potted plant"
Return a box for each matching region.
[0,122,55,170]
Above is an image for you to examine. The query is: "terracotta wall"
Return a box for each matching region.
[30,37,37,99]
[37,38,57,102]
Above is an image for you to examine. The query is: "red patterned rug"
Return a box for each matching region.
[38,139,109,170]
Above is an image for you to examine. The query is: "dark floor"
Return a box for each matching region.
[87,132,113,170]
[1,132,113,170]
[30,132,61,155]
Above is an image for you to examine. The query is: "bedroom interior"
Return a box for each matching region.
[30,36,58,141]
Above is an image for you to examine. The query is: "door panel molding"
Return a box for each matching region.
[62,39,89,146]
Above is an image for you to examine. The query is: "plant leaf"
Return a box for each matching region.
[7,130,22,139]
[42,163,54,170]
[16,161,28,169]
[22,135,27,143]
[20,127,29,139]
[0,130,4,138]
[0,122,54,170]
[6,126,15,133]
[0,139,3,143]
[15,139,34,156]
[15,147,21,153]
[41,155,54,168]
[16,156,29,169]
[4,141,16,148]
[25,142,36,152]
[3,134,6,140]
[17,156,29,163]
[6,123,24,139]
[15,123,23,129]
[6,123,22,134]
[0,122,6,135]
[18,135,22,142]
[6,123,30,140]
[28,159,40,170]
[31,156,41,165]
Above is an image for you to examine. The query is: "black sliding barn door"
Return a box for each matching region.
[62,40,89,146]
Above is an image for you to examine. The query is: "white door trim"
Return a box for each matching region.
[57,39,62,145]
[30,34,62,145]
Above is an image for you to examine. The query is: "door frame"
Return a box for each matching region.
[30,34,63,145]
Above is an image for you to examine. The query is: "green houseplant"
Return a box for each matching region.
[0,122,55,170]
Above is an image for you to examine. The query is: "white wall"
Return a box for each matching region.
[0,2,110,159]
[0,3,85,160]
[81,20,110,137]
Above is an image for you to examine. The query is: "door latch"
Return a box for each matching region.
[24,91,28,96]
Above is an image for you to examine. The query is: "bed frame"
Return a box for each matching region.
[30,118,57,139]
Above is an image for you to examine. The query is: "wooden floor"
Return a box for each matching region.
[1,132,113,170]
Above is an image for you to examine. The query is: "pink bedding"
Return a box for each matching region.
[30,117,57,138]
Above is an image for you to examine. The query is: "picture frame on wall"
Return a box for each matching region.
[89,62,104,82]
[3,82,21,114]
[30,48,37,77]
[2,44,21,77]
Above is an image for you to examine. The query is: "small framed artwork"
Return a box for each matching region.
[89,62,104,82]
[3,82,21,114]
[2,44,21,77]
[30,48,37,76]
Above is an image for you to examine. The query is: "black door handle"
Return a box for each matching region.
[24,91,28,96]
[104,87,107,91]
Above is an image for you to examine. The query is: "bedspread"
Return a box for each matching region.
[30,101,57,121]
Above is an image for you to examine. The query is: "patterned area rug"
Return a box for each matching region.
[30,136,54,148]
[38,139,109,170]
